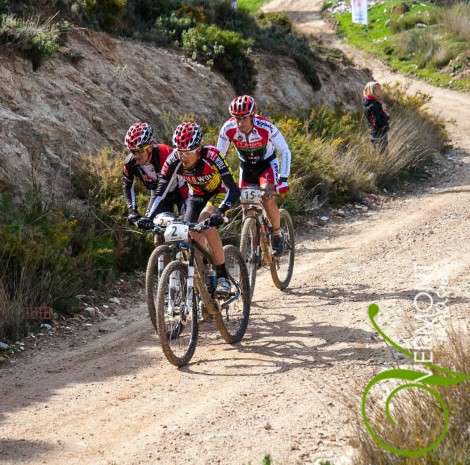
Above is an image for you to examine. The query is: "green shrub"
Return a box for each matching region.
[0,13,70,69]
[0,187,113,340]
[293,52,322,91]
[181,23,256,93]
[155,11,196,44]
[79,0,127,31]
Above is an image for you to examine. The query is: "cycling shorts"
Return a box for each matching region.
[183,189,227,223]
[239,155,278,187]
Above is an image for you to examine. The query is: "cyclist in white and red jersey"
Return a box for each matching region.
[217,95,291,256]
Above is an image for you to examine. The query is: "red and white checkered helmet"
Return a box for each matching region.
[229,95,257,117]
[125,122,153,150]
[172,122,203,151]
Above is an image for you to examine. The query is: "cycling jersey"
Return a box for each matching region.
[123,144,188,216]
[148,145,240,219]
[217,115,291,181]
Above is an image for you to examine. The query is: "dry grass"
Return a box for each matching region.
[351,326,470,464]
[442,3,470,42]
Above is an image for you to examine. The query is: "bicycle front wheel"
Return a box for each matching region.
[146,245,173,332]
[156,261,199,367]
[239,217,259,298]
[270,209,295,290]
[215,245,250,343]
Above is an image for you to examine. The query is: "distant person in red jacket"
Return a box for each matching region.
[362,81,390,154]
[123,122,188,228]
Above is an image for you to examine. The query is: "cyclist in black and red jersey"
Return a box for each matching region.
[217,95,291,256]
[123,122,188,227]
[138,121,240,297]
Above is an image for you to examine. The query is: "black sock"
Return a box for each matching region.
[216,263,227,279]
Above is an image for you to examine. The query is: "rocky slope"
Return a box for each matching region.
[0,26,371,197]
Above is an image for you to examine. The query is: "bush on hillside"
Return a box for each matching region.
[78,0,126,31]
[0,13,70,69]
[0,187,116,340]
[181,23,256,94]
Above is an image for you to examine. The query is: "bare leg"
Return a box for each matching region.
[261,183,281,231]
[190,206,225,265]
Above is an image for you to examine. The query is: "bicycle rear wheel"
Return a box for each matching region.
[156,261,199,367]
[215,245,250,343]
[146,245,173,332]
[270,209,295,290]
[239,217,259,298]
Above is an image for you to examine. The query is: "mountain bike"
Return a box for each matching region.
[239,185,295,297]
[154,218,250,367]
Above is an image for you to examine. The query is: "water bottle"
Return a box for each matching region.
[206,269,217,294]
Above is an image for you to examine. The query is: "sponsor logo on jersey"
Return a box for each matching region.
[185,173,215,185]
[233,140,264,149]
[255,119,272,130]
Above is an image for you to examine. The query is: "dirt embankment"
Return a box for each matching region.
[1,2,469,465]
[0,24,371,198]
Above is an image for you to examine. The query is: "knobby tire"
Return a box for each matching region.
[145,245,173,332]
[156,261,199,367]
[270,209,295,290]
[215,244,251,343]
[239,217,259,298]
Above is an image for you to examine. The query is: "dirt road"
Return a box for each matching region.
[1,2,469,465]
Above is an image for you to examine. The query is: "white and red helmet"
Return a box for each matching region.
[172,122,203,151]
[229,95,257,117]
[125,122,153,150]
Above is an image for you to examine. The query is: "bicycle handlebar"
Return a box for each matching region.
[131,218,166,234]
[131,216,228,234]
[189,216,229,233]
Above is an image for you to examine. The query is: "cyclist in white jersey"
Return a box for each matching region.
[217,95,291,256]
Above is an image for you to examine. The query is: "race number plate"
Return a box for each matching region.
[164,223,189,242]
[240,187,262,204]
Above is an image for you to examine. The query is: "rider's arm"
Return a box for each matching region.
[145,190,157,217]
[123,160,137,212]
[270,123,291,181]
[213,151,241,214]
[146,154,181,220]
[216,122,232,157]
